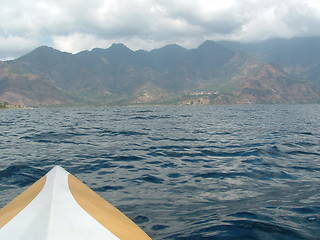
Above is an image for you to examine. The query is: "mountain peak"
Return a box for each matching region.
[198,40,218,48]
[17,46,68,61]
[158,44,186,51]
[32,46,63,55]
[108,43,132,52]
[151,44,187,55]
[197,40,234,52]
[36,45,55,50]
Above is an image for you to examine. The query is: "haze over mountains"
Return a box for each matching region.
[1,37,320,106]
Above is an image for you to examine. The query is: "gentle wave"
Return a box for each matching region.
[0,105,319,239]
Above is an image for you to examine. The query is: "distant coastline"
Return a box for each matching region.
[0,102,26,109]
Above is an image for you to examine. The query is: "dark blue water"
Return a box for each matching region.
[1,105,320,239]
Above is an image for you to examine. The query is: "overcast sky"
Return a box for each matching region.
[1,0,320,59]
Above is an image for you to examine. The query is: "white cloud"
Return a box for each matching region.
[1,0,320,59]
[0,35,39,60]
[52,33,110,53]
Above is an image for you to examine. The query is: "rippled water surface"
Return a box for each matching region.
[1,105,320,239]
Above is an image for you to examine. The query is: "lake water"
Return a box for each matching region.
[0,104,320,239]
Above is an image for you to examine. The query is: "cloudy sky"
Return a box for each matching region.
[1,0,320,59]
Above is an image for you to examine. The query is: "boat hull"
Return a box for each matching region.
[0,166,151,240]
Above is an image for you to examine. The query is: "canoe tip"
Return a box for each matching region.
[49,165,69,174]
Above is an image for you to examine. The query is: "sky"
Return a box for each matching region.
[1,0,320,60]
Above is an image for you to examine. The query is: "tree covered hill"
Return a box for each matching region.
[1,37,320,106]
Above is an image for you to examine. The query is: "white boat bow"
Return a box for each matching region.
[0,166,151,240]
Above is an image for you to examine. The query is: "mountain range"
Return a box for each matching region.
[1,37,320,106]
